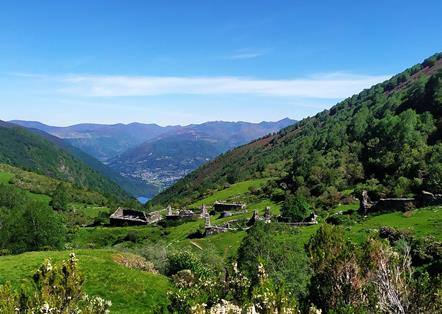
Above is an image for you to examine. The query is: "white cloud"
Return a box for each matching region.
[58,72,391,99]
[224,52,266,60]
[222,48,268,60]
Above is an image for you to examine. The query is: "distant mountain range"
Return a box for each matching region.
[9,121,176,162]
[11,118,296,196]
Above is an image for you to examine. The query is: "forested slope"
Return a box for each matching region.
[0,122,130,201]
[152,53,442,206]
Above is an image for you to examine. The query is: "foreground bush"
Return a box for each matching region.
[0,253,111,313]
[306,225,442,313]
[237,222,311,298]
[168,262,297,314]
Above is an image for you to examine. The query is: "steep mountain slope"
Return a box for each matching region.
[0,121,131,201]
[109,119,295,190]
[152,53,442,206]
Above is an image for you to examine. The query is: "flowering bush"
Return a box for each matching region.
[307,225,442,313]
[168,270,223,313]
[168,261,298,314]
[0,253,111,313]
[249,263,297,314]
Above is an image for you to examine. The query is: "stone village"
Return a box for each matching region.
[109,189,442,237]
[109,200,318,237]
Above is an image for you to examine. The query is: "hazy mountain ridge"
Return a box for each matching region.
[10,121,178,162]
[11,118,296,195]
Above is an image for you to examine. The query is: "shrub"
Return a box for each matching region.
[0,200,66,254]
[306,225,366,312]
[270,187,285,202]
[167,251,210,278]
[326,214,354,226]
[113,253,157,273]
[237,222,311,298]
[281,195,312,222]
[318,186,342,209]
[136,241,169,274]
[426,163,442,194]
[50,182,70,211]
[93,211,110,226]
[167,263,298,313]
[354,178,388,200]
[306,225,442,313]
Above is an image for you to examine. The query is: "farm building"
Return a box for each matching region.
[110,208,162,226]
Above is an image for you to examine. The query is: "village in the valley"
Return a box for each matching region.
[109,189,442,238]
[109,199,319,237]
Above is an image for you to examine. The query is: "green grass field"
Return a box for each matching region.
[2,203,440,313]
[71,225,164,248]
[69,203,110,219]
[191,178,270,207]
[26,190,52,204]
[0,249,170,313]
[0,170,52,205]
[74,204,110,219]
[71,202,442,268]
[0,171,13,184]
[348,206,442,242]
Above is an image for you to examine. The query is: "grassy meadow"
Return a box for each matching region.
[0,250,170,313]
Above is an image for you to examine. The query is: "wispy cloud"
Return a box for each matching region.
[55,72,390,99]
[222,48,268,60]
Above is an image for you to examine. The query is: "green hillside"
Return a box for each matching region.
[0,163,113,207]
[0,250,170,313]
[152,53,442,207]
[0,122,130,202]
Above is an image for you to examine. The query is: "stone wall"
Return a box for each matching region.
[213,202,246,212]
[359,190,442,215]
[418,190,442,206]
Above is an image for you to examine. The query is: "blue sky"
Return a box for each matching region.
[0,0,441,126]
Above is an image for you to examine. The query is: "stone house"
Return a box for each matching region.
[110,208,162,226]
[110,208,148,226]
